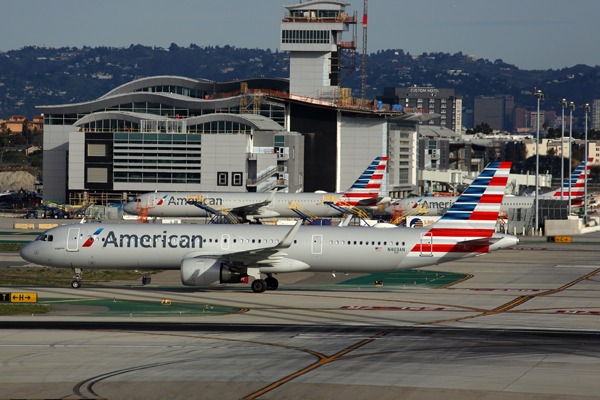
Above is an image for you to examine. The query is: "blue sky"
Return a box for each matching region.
[2,0,599,70]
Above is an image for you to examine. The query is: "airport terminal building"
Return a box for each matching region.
[37,1,437,204]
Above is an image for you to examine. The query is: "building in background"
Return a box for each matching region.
[592,99,600,130]
[474,95,505,131]
[377,87,462,134]
[280,1,357,98]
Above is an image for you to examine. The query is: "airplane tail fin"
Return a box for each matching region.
[429,162,512,237]
[541,157,593,198]
[340,157,388,206]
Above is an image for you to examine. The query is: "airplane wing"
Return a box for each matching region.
[355,196,392,207]
[229,189,277,215]
[188,220,302,267]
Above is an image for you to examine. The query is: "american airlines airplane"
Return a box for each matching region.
[20,162,518,293]
[122,157,391,222]
[385,158,593,217]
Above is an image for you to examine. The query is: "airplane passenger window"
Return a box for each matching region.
[223,239,226,243]
[252,239,255,243]
[384,242,387,245]
[377,242,381,245]
[203,239,207,242]
[270,239,273,244]
[209,239,212,243]
[215,239,218,243]
[359,241,363,245]
[402,242,405,246]
[48,235,53,242]
[329,240,333,245]
[233,239,236,243]
[294,240,297,244]
[336,240,339,245]
[354,241,357,245]
[371,241,375,245]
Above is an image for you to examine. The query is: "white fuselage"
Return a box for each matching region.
[123,192,346,219]
[20,223,517,274]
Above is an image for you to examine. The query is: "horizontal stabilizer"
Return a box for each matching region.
[456,237,502,246]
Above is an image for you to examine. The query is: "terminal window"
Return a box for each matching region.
[217,172,228,186]
[232,172,243,186]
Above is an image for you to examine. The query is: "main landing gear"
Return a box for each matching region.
[251,274,279,293]
[71,267,82,288]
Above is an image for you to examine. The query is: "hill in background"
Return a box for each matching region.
[1,44,599,120]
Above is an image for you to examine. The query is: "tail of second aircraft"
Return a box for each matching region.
[429,161,512,238]
[401,162,516,267]
[541,157,593,199]
[339,157,389,207]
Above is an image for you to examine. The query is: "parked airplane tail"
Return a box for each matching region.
[541,157,593,199]
[429,161,512,237]
[339,157,388,206]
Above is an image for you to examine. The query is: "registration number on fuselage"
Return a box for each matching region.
[388,247,406,254]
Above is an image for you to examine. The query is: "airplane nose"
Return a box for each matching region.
[123,202,136,215]
[20,242,37,263]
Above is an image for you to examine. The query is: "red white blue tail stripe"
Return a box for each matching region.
[405,162,512,260]
[428,161,511,237]
[542,157,592,199]
[339,157,387,206]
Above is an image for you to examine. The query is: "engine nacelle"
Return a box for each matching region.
[181,258,246,287]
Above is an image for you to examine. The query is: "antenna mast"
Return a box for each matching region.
[361,0,368,103]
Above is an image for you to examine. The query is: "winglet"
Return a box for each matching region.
[265,188,277,204]
[276,219,302,249]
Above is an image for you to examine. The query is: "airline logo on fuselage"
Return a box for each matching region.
[82,228,104,247]
[412,199,455,209]
[95,231,204,249]
[162,195,223,206]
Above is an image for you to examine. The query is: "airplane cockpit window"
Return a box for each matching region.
[37,234,53,242]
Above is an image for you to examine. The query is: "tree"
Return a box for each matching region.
[0,123,11,135]
[30,127,42,147]
[21,118,30,144]
[474,122,493,135]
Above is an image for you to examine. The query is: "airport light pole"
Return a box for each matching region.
[568,101,576,211]
[559,99,568,201]
[582,103,590,223]
[531,88,544,232]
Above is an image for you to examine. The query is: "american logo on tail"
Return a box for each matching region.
[543,158,593,199]
[407,161,511,257]
[338,156,387,206]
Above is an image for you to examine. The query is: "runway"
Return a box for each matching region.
[1,231,600,399]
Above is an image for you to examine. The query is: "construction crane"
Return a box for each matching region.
[361,0,368,103]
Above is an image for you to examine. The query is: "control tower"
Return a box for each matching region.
[280,1,357,98]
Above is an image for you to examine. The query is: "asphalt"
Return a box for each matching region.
[1,218,600,399]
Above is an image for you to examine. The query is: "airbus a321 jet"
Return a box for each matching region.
[20,162,518,293]
[123,157,391,222]
[385,158,593,217]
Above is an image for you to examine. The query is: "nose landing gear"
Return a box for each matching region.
[71,268,82,288]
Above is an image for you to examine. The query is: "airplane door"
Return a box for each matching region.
[311,235,322,254]
[420,232,433,257]
[67,228,80,252]
[148,194,158,208]
[221,234,230,250]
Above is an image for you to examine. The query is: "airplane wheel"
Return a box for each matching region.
[71,280,81,289]
[251,279,267,293]
[265,277,279,290]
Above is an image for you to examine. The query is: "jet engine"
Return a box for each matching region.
[181,258,246,287]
